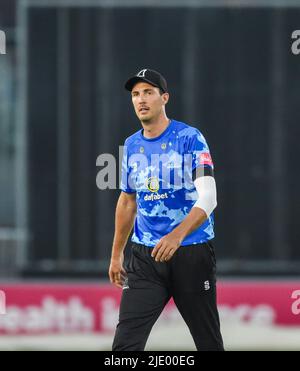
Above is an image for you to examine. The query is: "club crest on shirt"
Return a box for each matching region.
[146,177,160,192]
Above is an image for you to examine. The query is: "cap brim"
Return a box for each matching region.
[125,76,160,92]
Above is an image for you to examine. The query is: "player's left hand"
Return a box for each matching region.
[151,233,182,263]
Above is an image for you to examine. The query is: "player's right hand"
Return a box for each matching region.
[109,256,127,289]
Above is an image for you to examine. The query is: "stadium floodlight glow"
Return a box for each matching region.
[0,30,6,55]
[0,290,6,315]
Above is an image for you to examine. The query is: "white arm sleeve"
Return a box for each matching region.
[193,176,217,217]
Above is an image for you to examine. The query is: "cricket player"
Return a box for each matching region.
[109,69,224,351]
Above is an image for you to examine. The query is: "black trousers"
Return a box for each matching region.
[112,241,224,351]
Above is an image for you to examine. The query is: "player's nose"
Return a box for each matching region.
[137,97,146,104]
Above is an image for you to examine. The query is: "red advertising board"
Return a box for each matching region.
[0,282,299,335]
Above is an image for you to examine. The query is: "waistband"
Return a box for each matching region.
[132,240,214,250]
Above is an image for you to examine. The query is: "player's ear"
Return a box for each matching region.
[162,93,169,105]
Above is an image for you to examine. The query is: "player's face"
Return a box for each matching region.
[131,82,169,123]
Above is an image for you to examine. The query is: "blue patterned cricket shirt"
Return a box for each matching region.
[120,119,215,247]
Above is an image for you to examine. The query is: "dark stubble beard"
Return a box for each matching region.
[140,111,160,125]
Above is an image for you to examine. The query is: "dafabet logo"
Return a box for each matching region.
[0,290,6,315]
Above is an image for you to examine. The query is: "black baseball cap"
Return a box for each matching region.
[125,69,168,93]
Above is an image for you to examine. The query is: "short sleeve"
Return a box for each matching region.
[120,142,136,193]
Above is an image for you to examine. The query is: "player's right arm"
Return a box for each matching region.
[109,191,137,288]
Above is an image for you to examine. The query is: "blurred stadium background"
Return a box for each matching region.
[0,0,300,351]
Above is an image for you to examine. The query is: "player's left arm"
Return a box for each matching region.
[152,130,216,262]
[151,175,217,262]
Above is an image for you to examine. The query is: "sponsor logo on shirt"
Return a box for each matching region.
[146,177,160,192]
[144,192,169,202]
[144,177,169,202]
[200,152,213,166]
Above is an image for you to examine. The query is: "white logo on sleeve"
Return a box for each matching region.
[204,281,210,291]
[137,69,147,77]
